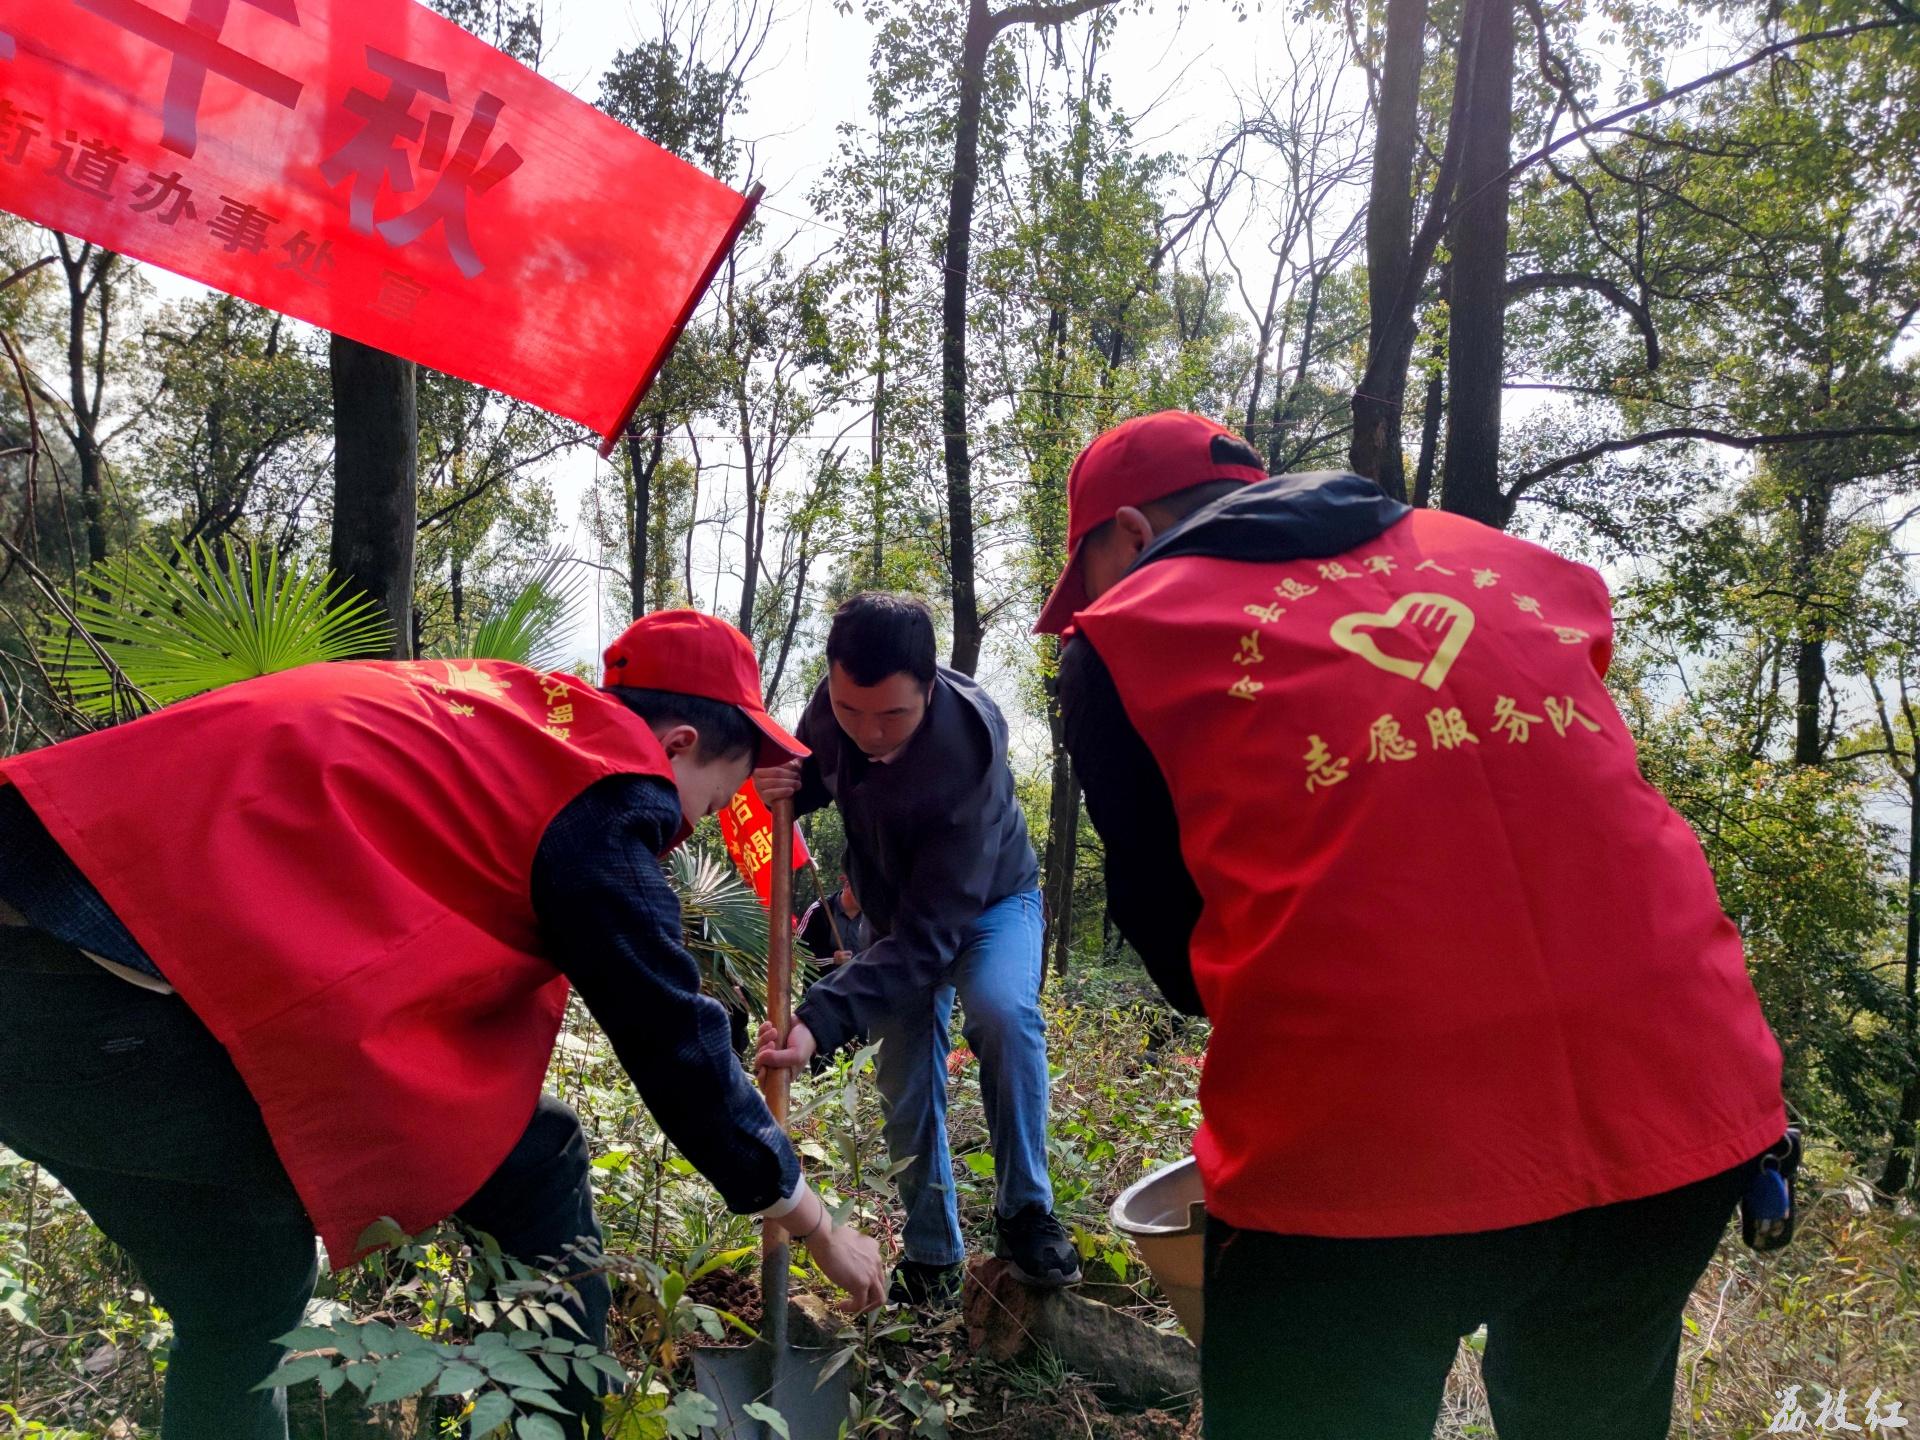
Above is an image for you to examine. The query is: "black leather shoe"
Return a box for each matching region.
[995,1205,1083,1287]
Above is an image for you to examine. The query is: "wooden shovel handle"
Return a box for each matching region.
[765,796,794,1130]
[762,798,796,1301]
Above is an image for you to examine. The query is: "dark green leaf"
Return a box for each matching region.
[743,1403,791,1438]
[481,1350,557,1389]
[257,1354,333,1389]
[511,1386,572,1415]
[468,1390,515,1438]
[436,1362,487,1396]
[367,1353,442,1404]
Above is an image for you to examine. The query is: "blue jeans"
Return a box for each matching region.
[870,889,1052,1266]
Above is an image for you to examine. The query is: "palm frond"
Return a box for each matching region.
[41,538,393,716]
[671,841,774,1018]
[436,549,589,670]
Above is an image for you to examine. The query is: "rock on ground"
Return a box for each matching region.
[962,1257,1200,1412]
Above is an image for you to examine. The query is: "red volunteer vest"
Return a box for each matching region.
[1077,509,1784,1238]
[1,659,677,1264]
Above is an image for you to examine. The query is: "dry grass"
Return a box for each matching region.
[2,970,1915,1438]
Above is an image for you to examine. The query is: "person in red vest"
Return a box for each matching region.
[1036,412,1790,1440]
[0,609,885,1439]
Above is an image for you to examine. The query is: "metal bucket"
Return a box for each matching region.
[1110,1156,1207,1343]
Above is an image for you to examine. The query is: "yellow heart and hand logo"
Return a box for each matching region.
[1329,591,1475,690]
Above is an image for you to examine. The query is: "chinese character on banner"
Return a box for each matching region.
[373,269,430,319]
[131,169,198,224]
[49,132,128,197]
[322,47,525,277]
[277,229,335,284]
[0,101,39,164]
[2,0,762,449]
[208,195,278,253]
[717,778,812,911]
[75,0,303,157]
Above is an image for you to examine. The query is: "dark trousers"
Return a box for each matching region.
[0,928,608,1439]
[1201,1159,1756,1440]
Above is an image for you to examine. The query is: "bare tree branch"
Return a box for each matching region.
[1511,423,1920,495]
[1508,270,1660,369]
[989,0,1113,36]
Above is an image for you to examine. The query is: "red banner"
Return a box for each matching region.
[718,779,808,910]
[0,0,757,447]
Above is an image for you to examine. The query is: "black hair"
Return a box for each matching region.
[1084,479,1250,550]
[826,592,937,687]
[1141,478,1251,525]
[604,686,759,762]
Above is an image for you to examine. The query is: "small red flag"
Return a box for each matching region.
[718,779,809,910]
[0,0,756,447]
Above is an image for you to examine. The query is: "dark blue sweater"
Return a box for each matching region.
[791,667,1040,1053]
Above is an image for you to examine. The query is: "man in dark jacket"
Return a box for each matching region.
[797,866,859,973]
[756,594,1079,1303]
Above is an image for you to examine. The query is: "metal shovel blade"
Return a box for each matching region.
[692,1327,854,1440]
[694,799,854,1439]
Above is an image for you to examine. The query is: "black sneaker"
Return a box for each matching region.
[994,1205,1082,1288]
[888,1259,964,1308]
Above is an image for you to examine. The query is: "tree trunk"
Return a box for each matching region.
[1792,477,1833,765]
[940,0,995,676]
[1412,360,1444,507]
[58,239,112,567]
[1438,0,1516,529]
[735,412,760,640]
[1349,0,1428,498]
[328,335,417,660]
[1880,758,1920,1197]
[870,201,893,586]
[1246,258,1285,451]
[623,420,664,619]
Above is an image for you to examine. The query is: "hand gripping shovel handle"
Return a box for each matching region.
[760,798,795,1351]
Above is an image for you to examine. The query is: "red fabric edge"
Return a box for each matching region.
[596,181,765,456]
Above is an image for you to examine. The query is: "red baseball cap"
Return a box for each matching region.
[601,609,808,765]
[1034,411,1268,635]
